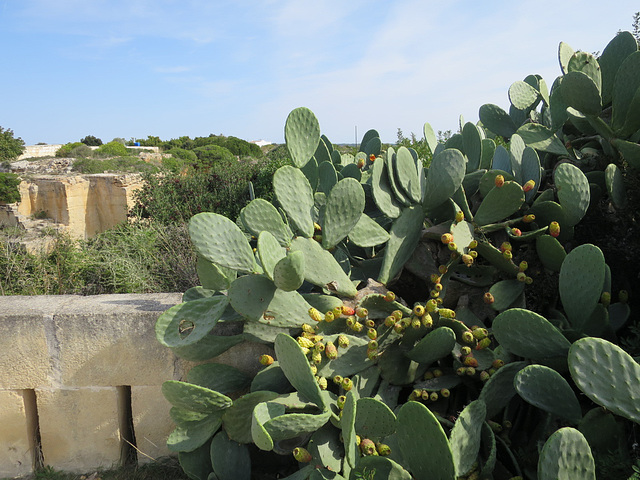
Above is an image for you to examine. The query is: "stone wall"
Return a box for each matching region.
[17,145,161,160]
[0,293,271,478]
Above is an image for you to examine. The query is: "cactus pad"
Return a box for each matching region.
[274,165,315,237]
[321,177,365,249]
[167,410,223,452]
[554,162,590,227]
[162,381,233,413]
[285,107,321,168]
[423,148,466,211]
[538,428,595,480]
[210,431,251,480]
[240,199,293,247]
[479,104,517,138]
[406,326,456,365]
[450,399,487,477]
[274,334,325,408]
[378,206,424,285]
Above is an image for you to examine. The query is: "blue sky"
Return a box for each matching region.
[1,1,638,146]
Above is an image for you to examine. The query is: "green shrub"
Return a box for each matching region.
[80,135,103,146]
[69,144,93,158]
[162,148,197,173]
[72,156,158,174]
[95,141,130,157]
[0,172,21,203]
[0,127,25,162]
[193,144,235,168]
[56,142,85,157]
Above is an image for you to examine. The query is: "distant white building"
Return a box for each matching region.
[251,140,272,147]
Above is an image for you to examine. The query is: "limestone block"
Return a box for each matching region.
[36,387,121,473]
[131,386,173,463]
[0,314,49,389]
[0,390,33,478]
[53,293,183,387]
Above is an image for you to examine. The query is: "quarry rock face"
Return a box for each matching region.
[15,174,144,239]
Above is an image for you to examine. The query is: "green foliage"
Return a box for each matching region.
[0,127,25,162]
[56,142,85,157]
[95,140,130,157]
[72,156,158,174]
[193,144,235,168]
[0,172,21,203]
[80,135,103,146]
[154,30,640,480]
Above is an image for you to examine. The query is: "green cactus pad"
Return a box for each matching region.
[371,153,403,218]
[450,400,487,477]
[609,301,631,332]
[315,135,332,164]
[395,146,422,203]
[479,422,497,478]
[264,410,331,441]
[473,181,525,226]
[348,214,390,248]
[480,139,496,170]
[550,85,570,131]
[560,71,602,116]
[285,107,321,168]
[578,408,622,454]
[318,160,338,195]
[357,293,412,318]
[350,456,411,480]
[290,237,358,297]
[514,365,581,423]
[341,391,358,468]
[488,280,525,311]
[612,51,640,132]
[378,206,424,285]
[209,431,250,480]
[509,134,525,184]
[559,244,605,329]
[228,274,312,327]
[273,251,305,292]
[258,231,287,280]
[274,334,325,408]
[559,41,575,74]
[162,381,233,413]
[386,149,412,206]
[491,146,512,175]
[178,441,212,480]
[250,363,291,394]
[600,31,638,105]
[612,138,640,169]
[475,240,518,275]
[414,374,462,392]
[462,122,483,172]
[321,177,365,249]
[316,334,372,378]
[307,423,343,473]
[302,293,344,315]
[274,165,315,237]
[397,401,455,480]
[406,327,456,365]
[450,220,474,255]
[167,410,223,453]
[172,333,244,362]
[605,163,628,209]
[378,342,421,385]
[251,402,278,451]
[521,147,541,201]
[423,149,466,211]
[341,162,362,181]
[554,162,590,227]
[538,428,595,480]
[186,363,251,395]
[156,296,230,348]
[569,337,640,424]
[196,257,236,292]
[509,80,540,111]
[479,104,517,138]
[355,397,397,438]
[423,122,438,154]
[516,123,568,155]
[222,391,280,444]
[536,234,566,272]
[478,361,526,419]
[189,213,257,273]
[240,199,294,247]
[492,309,571,359]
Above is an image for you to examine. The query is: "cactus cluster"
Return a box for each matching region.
[155,31,638,480]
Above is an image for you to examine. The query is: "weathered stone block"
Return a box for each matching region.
[0,390,33,478]
[131,386,173,463]
[0,313,49,389]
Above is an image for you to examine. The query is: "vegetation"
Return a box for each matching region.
[153,28,640,480]
[0,172,21,203]
[80,135,103,146]
[0,126,25,162]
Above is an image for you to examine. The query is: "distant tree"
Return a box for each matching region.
[633,11,640,42]
[80,135,103,146]
[0,127,25,162]
[112,137,127,145]
[138,136,162,147]
[0,172,21,203]
[193,145,235,169]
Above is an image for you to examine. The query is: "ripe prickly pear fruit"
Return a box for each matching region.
[369,154,376,162]
[483,292,495,304]
[439,264,448,274]
[342,377,353,391]
[337,394,346,408]
[440,388,450,398]
[525,276,533,285]
[462,331,474,343]
[384,315,395,327]
[259,354,274,366]
[620,290,629,303]
[441,233,454,245]
[549,221,560,237]
[367,339,378,351]
[317,376,328,390]
[523,214,535,223]
[413,304,425,316]
[421,390,430,401]
[463,356,479,367]
[301,323,315,333]
[352,321,363,333]
[462,254,474,266]
[430,392,439,402]
[311,351,322,364]
[409,389,422,401]
[518,261,528,272]
[430,273,441,284]
[367,328,377,340]
[476,337,491,350]
[422,313,433,328]
[365,319,375,328]
[392,309,403,320]
[313,222,322,232]
[438,308,455,319]
[461,346,472,356]
[332,306,343,318]
[472,328,488,340]
[357,158,365,169]
[360,438,377,456]
[393,322,404,334]
[383,291,396,302]
[293,447,312,463]
[495,175,505,187]
[517,272,527,282]
[308,307,323,322]
[600,291,611,307]
[314,342,325,352]
[424,370,435,380]
[503,250,513,260]
[455,210,464,222]
[430,289,440,298]
[411,317,421,329]
[522,180,535,192]
[356,307,368,318]
[297,336,315,349]
[469,250,478,258]
[433,369,443,378]
[447,242,458,251]
[345,316,355,328]
[511,228,522,237]
[466,367,476,376]
[426,299,438,312]
[333,375,343,385]
[324,311,335,323]
[468,239,478,249]
[500,242,512,253]
[480,371,490,382]
[492,359,505,369]
[376,443,391,456]
[456,367,467,376]
[342,305,356,316]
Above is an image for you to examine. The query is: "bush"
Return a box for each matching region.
[0,127,25,162]
[72,156,158,174]
[0,172,21,203]
[80,135,103,146]
[193,144,235,169]
[95,141,130,157]
[69,144,93,158]
[56,142,85,157]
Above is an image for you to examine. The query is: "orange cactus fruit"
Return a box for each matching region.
[523,180,535,192]
[511,228,522,237]
[495,175,505,187]
[259,354,274,366]
[441,233,454,245]
[455,210,464,223]
[384,291,396,302]
[523,214,535,223]
[549,221,560,237]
